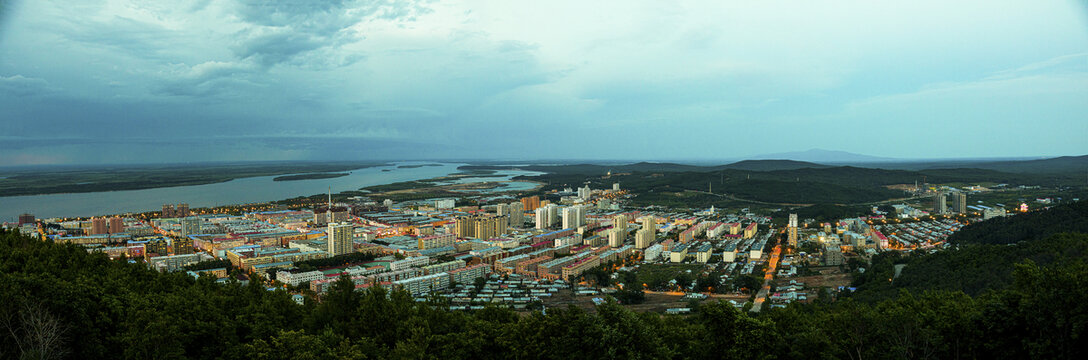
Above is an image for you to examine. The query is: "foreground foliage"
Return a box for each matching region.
[1,226,1085,359]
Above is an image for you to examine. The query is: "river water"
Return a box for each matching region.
[0,162,541,220]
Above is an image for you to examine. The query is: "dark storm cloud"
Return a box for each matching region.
[232,0,433,68]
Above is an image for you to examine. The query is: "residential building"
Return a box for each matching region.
[644,243,664,262]
[561,255,600,280]
[640,215,655,231]
[534,205,557,230]
[983,207,1007,220]
[109,216,124,234]
[578,185,592,200]
[670,243,690,263]
[951,193,967,213]
[390,256,431,271]
[609,228,625,248]
[695,243,713,263]
[455,214,509,239]
[507,201,525,227]
[434,199,456,209]
[448,263,491,285]
[327,222,354,256]
[743,223,758,239]
[18,213,34,225]
[635,228,654,249]
[787,213,798,247]
[933,192,947,215]
[394,273,450,295]
[149,253,212,272]
[562,205,585,229]
[90,217,108,235]
[418,233,455,250]
[520,196,541,211]
[180,217,201,236]
[276,270,325,287]
[613,214,628,232]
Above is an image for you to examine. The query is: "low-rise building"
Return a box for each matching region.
[448,263,492,285]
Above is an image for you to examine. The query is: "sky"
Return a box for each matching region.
[0,0,1086,165]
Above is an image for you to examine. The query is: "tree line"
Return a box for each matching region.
[1,224,1085,358]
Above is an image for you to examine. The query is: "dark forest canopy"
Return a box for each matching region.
[2,201,1087,359]
[948,201,1088,245]
[507,161,1083,205]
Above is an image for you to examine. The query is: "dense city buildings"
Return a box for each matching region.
[9,165,1057,325]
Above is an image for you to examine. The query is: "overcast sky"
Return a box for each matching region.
[0,0,1085,165]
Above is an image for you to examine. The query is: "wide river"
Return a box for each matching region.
[0,162,541,220]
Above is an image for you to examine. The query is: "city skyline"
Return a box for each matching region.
[1,1,1086,165]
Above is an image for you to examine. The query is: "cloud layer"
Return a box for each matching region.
[0,0,1086,165]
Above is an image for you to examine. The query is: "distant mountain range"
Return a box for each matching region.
[464,154,1088,175]
[747,149,897,163]
[741,149,1087,174]
[719,159,831,171]
[923,155,1088,174]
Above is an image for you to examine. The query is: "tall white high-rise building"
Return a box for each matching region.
[578,185,592,200]
[635,228,654,249]
[496,203,508,216]
[639,215,655,231]
[546,204,558,227]
[613,214,629,233]
[951,193,967,213]
[613,183,620,191]
[609,228,625,248]
[327,223,354,257]
[535,205,558,230]
[562,205,586,229]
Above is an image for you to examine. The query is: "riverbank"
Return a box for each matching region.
[0,162,386,197]
[272,173,350,182]
[1,163,546,220]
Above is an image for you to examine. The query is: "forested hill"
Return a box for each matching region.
[1,228,1085,359]
[851,201,1088,299]
[947,201,1088,245]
